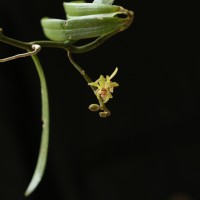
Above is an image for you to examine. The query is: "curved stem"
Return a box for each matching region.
[0,44,41,62]
[67,30,118,53]
[1,30,117,54]
[0,32,32,50]
[67,51,94,87]
[24,54,50,196]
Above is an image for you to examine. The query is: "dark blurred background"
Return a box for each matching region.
[0,0,200,200]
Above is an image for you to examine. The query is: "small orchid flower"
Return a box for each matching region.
[88,67,119,103]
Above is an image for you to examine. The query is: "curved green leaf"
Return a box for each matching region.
[24,54,49,196]
[41,10,133,41]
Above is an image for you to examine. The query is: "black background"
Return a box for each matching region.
[0,0,200,200]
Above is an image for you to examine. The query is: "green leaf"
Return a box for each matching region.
[41,10,132,41]
[63,3,120,18]
[24,55,49,197]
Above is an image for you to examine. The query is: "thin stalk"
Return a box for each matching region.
[0,44,41,62]
[24,54,50,196]
[67,51,94,87]
[66,31,118,54]
[1,30,117,54]
[0,33,32,50]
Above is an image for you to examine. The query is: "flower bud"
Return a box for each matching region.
[88,104,100,112]
[99,111,110,117]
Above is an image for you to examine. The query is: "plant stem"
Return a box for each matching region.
[24,54,50,197]
[0,33,32,50]
[0,44,41,62]
[1,30,118,54]
[67,51,94,88]
[66,31,118,53]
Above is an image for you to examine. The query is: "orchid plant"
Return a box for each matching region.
[0,0,133,196]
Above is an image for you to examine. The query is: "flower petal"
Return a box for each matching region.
[110,81,119,87]
[88,82,99,88]
[109,67,118,80]
[98,75,106,86]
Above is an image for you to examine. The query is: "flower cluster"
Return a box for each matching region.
[88,67,119,103]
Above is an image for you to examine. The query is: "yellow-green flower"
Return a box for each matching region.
[88,67,119,103]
